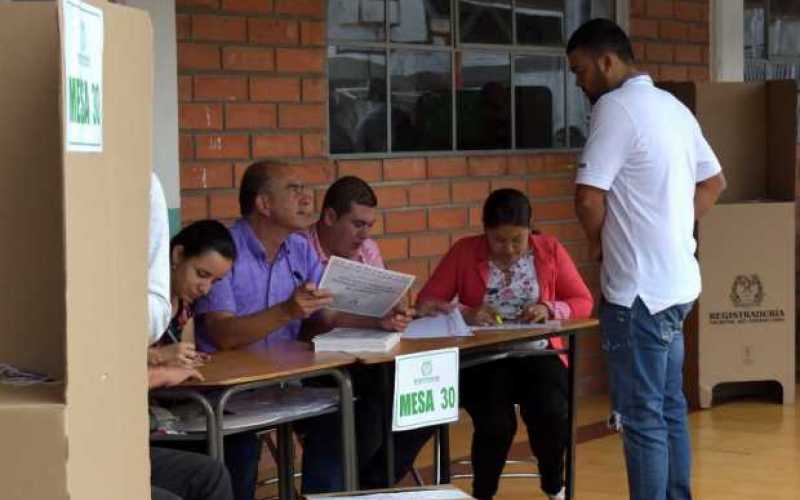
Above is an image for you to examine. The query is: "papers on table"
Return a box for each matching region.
[312,328,402,353]
[319,256,415,318]
[471,319,562,332]
[402,309,473,339]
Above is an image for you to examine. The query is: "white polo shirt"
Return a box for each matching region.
[576,75,721,314]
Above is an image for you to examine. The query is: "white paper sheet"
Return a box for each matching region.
[319,256,415,317]
[402,309,473,339]
[471,319,562,332]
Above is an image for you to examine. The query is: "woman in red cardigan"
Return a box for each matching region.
[417,188,593,500]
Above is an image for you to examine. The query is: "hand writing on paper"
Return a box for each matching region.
[284,283,334,319]
[379,304,415,332]
[148,366,204,389]
[415,300,456,318]
[520,304,550,324]
[463,305,501,327]
[148,342,209,369]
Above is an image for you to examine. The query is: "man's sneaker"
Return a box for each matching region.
[547,486,566,500]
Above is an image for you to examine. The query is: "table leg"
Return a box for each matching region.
[277,423,294,500]
[325,368,358,491]
[382,363,395,487]
[565,334,580,499]
[434,424,451,485]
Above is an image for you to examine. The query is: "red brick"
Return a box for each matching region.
[180,134,194,160]
[687,65,709,82]
[374,186,408,208]
[645,0,673,18]
[279,104,325,129]
[630,0,645,16]
[181,194,208,223]
[177,0,219,9]
[274,0,324,17]
[301,21,325,46]
[688,24,709,43]
[631,18,658,39]
[192,15,246,42]
[385,210,427,233]
[410,233,449,258]
[538,221,586,242]
[371,215,385,236]
[302,134,325,157]
[645,43,673,63]
[408,183,450,206]
[302,78,326,102]
[469,206,482,228]
[176,15,192,40]
[533,200,576,221]
[632,41,646,61]
[659,20,688,41]
[528,177,575,198]
[196,134,250,159]
[181,162,234,189]
[388,259,429,284]
[293,162,335,185]
[337,160,382,182]
[234,162,250,187]
[428,157,467,178]
[252,134,302,157]
[468,156,507,176]
[507,156,528,175]
[276,48,325,73]
[209,191,240,219]
[221,0,272,13]
[225,103,277,129]
[180,103,223,130]
[659,64,688,81]
[641,63,662,79]
[376,237,409,261]
[250,77,301,102]
[452,180,489,203]
[178,43,220,70]
[222,47,275,71]
[675,44,701,64]
[490,178,527,192]
[563,242,589,263]
[384,158,427,180]
[543,154,577,172]
[674,1,706,22]
[429,207,467,230]
[178,76,193,101]
[248,18,299,45]
[194,75,248,101]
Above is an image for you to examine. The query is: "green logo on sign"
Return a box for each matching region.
[421,361,432,377]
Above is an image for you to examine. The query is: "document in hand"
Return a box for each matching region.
[312,328,402,353]
[402,308,473,339]
[471,319,562,332]
[319,256,415,317]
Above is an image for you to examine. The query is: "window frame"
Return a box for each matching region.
[745,0,800,80]
[326,0,615,159]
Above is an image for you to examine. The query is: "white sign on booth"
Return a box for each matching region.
[392,348,459,431]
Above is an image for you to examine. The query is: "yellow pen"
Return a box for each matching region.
[494,313,504,325]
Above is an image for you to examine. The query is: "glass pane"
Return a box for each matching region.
[459,0,512,45]
[390,50,453,151]
[457,51,511,150]
[328,0,386,42]
[565,0,592,40]
[744,0,766,59]
[391,0,452,45]
[514,55,564,148]
[566,70,590,147]
[769,0,800,57]
[328,47,388,154]
[515,0,565,46]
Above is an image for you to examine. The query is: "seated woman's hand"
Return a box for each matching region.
[379,305,415,332]
[520,303,550,323]
[463,305,501,327]
[150,342,209,369]
[415,300,455,317]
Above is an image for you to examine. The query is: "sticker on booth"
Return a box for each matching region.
[393,347,459,431]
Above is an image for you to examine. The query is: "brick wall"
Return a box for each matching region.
[175,0,711,397]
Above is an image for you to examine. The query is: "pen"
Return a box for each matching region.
[292,271,304,285]
[494,313,503,325]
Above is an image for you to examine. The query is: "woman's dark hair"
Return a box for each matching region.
[482,189,532,229]
[170,219,237,262]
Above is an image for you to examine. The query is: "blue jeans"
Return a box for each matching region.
[600,297,694,500]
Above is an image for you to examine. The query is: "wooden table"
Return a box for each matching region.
[152,341,359,500]
[351,319,599,500]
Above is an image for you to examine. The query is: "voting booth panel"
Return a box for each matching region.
[0,2,153,499]
[660,81,797,408]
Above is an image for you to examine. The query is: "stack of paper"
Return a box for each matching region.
[403,309,473,339]
[313,328,402,353]
[471,319,562,332]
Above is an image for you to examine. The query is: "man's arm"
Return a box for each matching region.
[204,283,333,350]
[574,184,607,261]
[694,172,726,219]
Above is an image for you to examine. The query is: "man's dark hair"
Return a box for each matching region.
[170,219,237,262]
[321,176,378,217]
[566,18,634,63]
[238,160,286,217]
[482,188,531,229]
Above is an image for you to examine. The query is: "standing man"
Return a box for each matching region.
[567,19,725,500]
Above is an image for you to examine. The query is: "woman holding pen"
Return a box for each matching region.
[416,189,593,500]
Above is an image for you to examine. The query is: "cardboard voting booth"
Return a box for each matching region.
[0,1,153,498]
[661,81,797,408]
